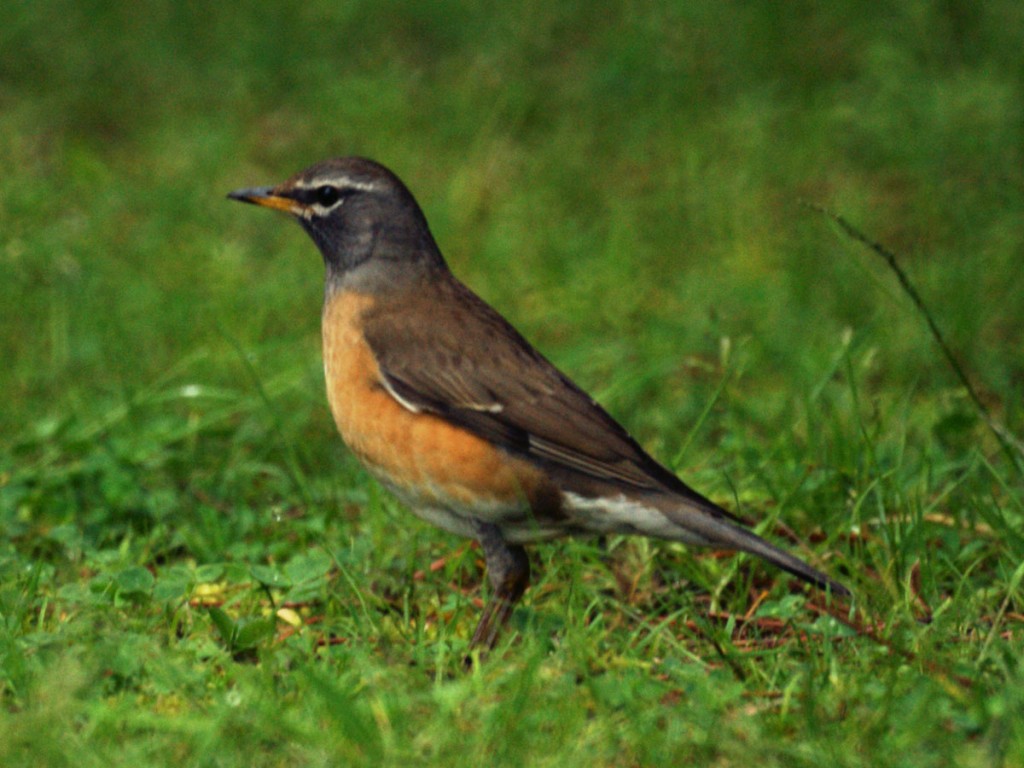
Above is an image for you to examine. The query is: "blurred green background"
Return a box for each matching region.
[2,1,1023,765]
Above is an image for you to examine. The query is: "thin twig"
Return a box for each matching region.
[803,202,1024,476]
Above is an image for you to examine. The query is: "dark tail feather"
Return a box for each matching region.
[730,526,850,597]
[659,496,851,598]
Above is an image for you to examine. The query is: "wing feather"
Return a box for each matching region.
[362,279,701,498]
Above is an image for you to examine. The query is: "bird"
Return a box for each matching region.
[228,157,849,651]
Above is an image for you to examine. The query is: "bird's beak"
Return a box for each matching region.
[227,186,303,216]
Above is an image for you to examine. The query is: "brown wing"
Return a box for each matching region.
[362,277,719,506]
[362,279,854,597]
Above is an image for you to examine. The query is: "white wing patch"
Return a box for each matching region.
[379,375,423,413]
[466,401,504,413]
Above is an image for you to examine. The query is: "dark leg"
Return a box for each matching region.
[469,522,530,651]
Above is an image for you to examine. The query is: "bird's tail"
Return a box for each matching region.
[656,494,850,597]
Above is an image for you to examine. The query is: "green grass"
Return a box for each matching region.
[2,1,1023,765]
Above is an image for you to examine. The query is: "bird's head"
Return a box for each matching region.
[229,156,444,291]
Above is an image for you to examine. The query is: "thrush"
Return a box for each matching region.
[228,157,849,650]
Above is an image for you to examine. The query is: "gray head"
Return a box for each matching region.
[228,157,447,293]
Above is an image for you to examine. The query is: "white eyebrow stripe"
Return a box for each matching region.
[293,178,380,193]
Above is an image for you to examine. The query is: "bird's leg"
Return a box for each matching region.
[468,522,530,652]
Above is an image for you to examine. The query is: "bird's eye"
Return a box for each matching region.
[315,185,341,206]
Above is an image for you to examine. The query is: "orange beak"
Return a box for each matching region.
[227,186,304,216]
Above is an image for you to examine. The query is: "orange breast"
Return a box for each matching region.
[321,290,558,530]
